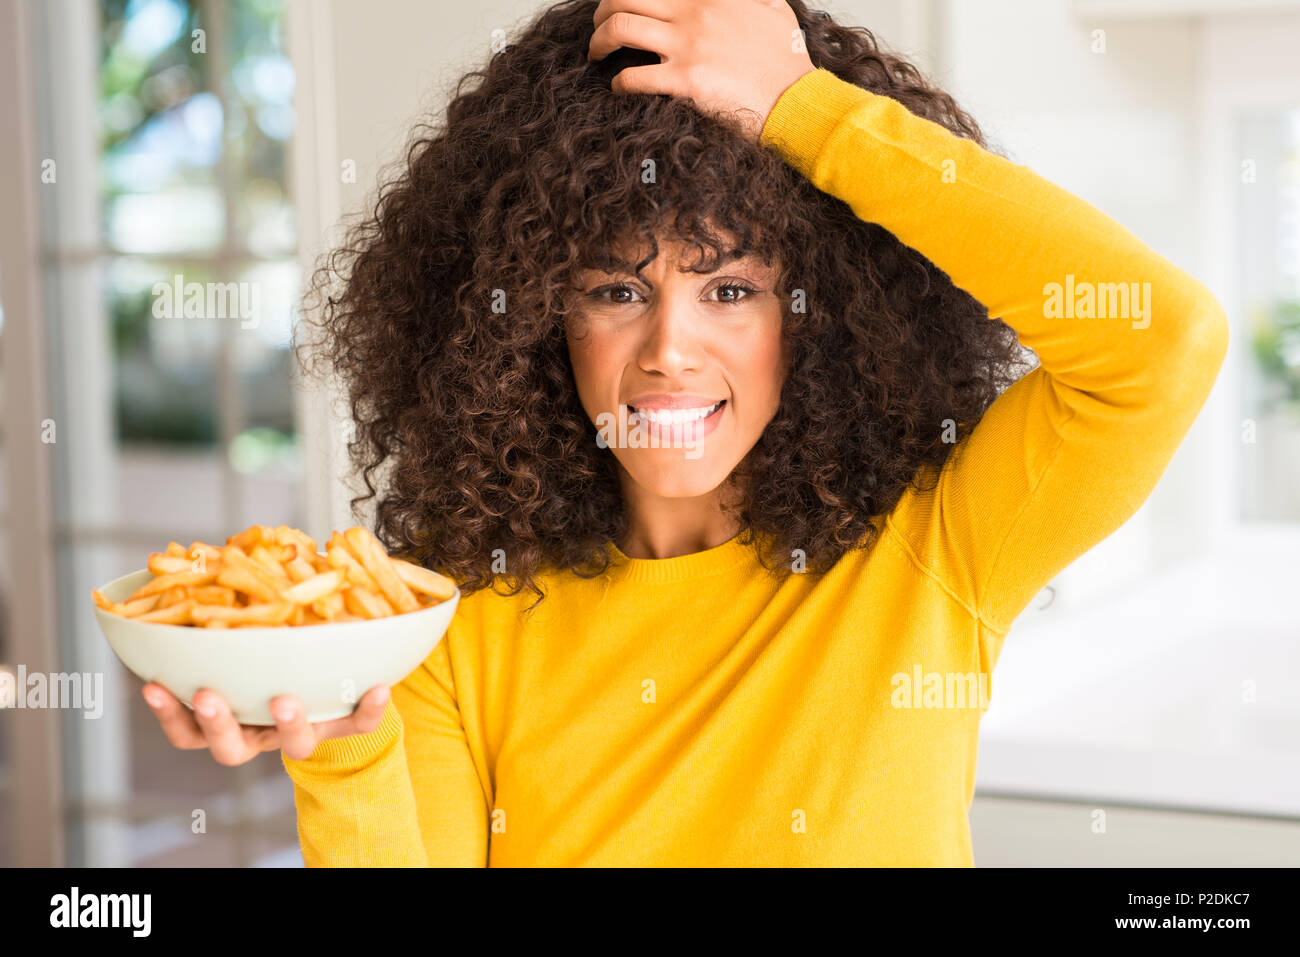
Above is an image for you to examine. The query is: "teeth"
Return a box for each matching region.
[629,401,722,425]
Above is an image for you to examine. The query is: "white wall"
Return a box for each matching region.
[327,0,546,215]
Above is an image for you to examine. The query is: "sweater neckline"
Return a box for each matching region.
[604,531,758,584]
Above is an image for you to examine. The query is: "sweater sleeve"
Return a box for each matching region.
[760,68,1229,650]
[280,616,489,866]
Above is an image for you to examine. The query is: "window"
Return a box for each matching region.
[1239,109,1300,521]
[20,0,305,866]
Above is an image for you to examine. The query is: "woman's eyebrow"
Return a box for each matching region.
[583,248,766,287]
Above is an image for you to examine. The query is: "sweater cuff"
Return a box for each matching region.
[760,67,874,179]
[281,696,402,774]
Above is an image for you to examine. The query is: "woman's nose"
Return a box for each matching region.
[636,298,704,376]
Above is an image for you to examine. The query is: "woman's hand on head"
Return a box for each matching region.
[141,682,392,766]
[589,0,815,142]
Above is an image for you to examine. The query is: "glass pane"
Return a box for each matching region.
[233,259,296,429]
[229,0,295,257]
[46,258,229,540]
[1239,109,1300,522]
[101,0,224,254]
[112,258,223,446]
[106,186,225,253]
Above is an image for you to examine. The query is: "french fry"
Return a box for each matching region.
[343,527,419,613]
[249,543,293,584]
[218,546,285,599]
[148,553,193,575]
[190,601,294,626]
[326,532,380,590]
[157,585,191,609]
[190,585,237,606]
[117,594,162,616]
[125,567,219,603]
[343,585,394,619]
[165,541,188,558]
[390,558,456,601]
[274,525,318,557]
[94,590,161,618]
[216,562,280,604]
[188,541,222,565]
[226,525,271,550]
[281,569,344,605]
[311,591,345,621]
[285,554,318,583]
[136,599,197,624]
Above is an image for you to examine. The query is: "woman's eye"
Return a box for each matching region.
[592,285,644,304]
[709,283,759,304]
[587,282,759,305]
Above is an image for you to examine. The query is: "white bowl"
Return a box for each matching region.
[93,568,459,726]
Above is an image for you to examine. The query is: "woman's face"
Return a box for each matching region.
[566,233,787,500]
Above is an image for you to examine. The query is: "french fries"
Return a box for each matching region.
[325,531,379,591]
[92,525,455,627]
[344,526,419,613]
[391,558,457,601]
[281,569,344,604]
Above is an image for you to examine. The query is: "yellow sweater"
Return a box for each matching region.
[281,68,1229,866]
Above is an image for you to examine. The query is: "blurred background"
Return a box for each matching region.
[0,0,1296,867]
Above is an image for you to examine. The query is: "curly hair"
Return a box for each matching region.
[294,0,1031,603]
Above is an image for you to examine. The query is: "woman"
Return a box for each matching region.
[144,0,1228,866]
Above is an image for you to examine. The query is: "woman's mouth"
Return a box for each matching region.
[625,399,727,448]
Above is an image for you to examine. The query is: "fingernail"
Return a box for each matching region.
[375,687,390,705]
[144,691,162,708]
[196,702,216,718]
[275,705,295,722]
